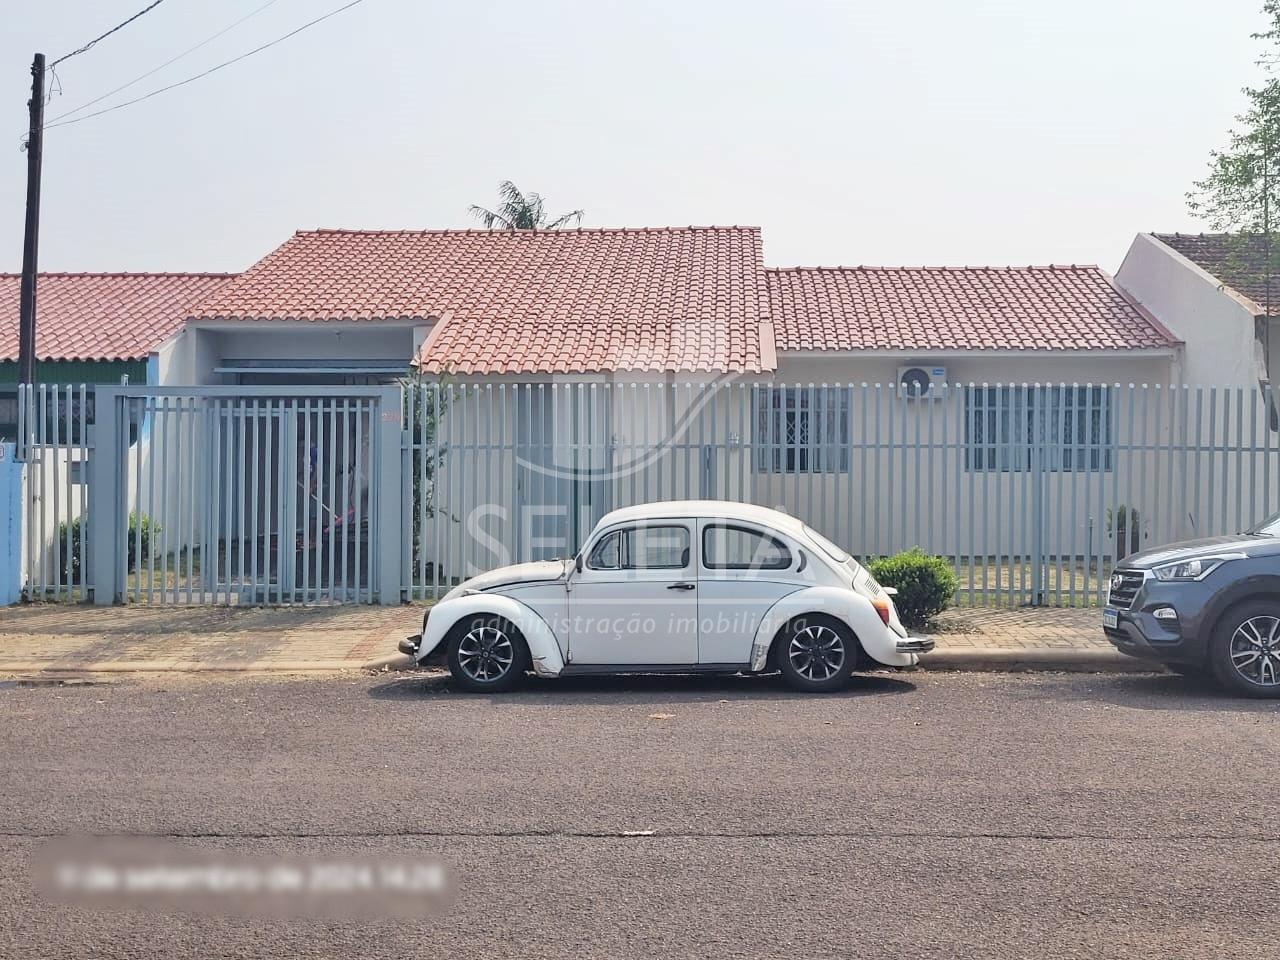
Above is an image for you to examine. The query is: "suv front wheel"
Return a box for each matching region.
[1210,601,1280,699]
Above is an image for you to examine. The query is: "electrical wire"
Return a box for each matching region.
[50,0,170,68]
[43,0,368,131]
[46,0,286,125]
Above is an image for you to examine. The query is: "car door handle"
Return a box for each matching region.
[667,582,696,591]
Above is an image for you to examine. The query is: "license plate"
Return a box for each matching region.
[1102,608,1118,629]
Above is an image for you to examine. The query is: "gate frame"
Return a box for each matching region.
[87,384,403,606]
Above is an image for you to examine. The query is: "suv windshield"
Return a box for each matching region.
[1251,512,1280,537]
[803,525,851,563]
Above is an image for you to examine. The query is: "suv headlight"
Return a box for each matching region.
[1151,555,1241,581]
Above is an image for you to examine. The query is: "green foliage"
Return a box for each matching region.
[867,548,958,629]
[404,372,447,580]
[54,511,157,585]
[1188,3,1280,310]
[126,512,157,572]
[55,516,84,586]
[468,180,584,230]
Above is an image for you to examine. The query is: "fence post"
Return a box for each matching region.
[1030,385,1046,606]
[88,386,123,605]
[0,443,21,606]
[374,385,404,605]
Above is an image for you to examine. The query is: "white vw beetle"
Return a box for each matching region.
[400,500,933,692]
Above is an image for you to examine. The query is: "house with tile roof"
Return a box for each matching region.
[1116,232,1280,391]
[159,226,772,384]
[0,271,233,440]
[116,226,1179,390]
[7,225,1277,602]
[764,263,1179,388]
[0,227,1187,396]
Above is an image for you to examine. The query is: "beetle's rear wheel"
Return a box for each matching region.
[447,616,529,693]
[776,617,858,692]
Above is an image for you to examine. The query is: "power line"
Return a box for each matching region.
[43,0,368,131]
[46,0,285,125]
[50,0,170,68]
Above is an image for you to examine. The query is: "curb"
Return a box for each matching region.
[921,647,1148,673]
[0,649,1154,678]
[360,652,418,673]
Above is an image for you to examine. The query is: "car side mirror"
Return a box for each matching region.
[575,554,583,573]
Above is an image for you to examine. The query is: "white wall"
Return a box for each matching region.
[1115,233,1264,388]
[153,322,425,387]
[770,352,1176,389]
[213,325,420,366]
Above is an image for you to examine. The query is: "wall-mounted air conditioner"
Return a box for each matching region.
[896,365,948,399]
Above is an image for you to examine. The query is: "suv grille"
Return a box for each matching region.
[1107,570,1145,609]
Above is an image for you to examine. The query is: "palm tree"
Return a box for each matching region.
[468,180,584,230]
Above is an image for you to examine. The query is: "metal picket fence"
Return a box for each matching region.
[15,384,93,601]
[402,380,1280,608]
[14,380,1280,608]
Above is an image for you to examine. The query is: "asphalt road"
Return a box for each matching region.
[1,668,1277,959]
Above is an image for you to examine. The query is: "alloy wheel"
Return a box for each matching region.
[1229,615,1280,687]
[457,623,515,683]
[788,623,847,681]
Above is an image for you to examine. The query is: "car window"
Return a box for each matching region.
[588,531,623,569]
[803,524,850,563]
[702,524,792,570]
[1251,511,1280,537]
[587,525,690,571]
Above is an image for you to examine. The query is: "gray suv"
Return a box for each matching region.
[1103,512,1280,697]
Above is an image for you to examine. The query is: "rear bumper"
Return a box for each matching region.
[398,634,422,658]
[896,637,935,654]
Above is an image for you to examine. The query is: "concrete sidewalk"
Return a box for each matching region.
[921,606,1132,672]
[0,604,422,675]
[0,601,1136,677]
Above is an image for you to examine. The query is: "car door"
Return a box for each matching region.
[568,521,698,665]
[696,520,804,665]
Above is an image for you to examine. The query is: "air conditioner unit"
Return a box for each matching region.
[896,365,947,399]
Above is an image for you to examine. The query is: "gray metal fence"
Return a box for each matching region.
[15,384,93,602]
[404,381,1280,608]
[16,384,394,605]
[15,380,1280,608]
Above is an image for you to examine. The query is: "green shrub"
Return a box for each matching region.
[867,548,958,629]
[56,516,84,586]
[55,512,158,585]
[125,512,158,572]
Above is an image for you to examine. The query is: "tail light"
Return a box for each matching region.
[871,596,892,626]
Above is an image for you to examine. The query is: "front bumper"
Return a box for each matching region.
[398,634,422,658]
[1102,575,1210,667]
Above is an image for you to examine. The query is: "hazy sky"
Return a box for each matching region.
[0,0,1266,274]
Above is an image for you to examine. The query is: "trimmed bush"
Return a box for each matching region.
[55,512,158,585]
[867,548,958,629]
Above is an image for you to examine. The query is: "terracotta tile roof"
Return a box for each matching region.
[193,227,772,374]
[1151,232,1280,312]
[0,272,234,362]
[767,265,1179,352]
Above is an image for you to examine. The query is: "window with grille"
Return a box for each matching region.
[965,386,1114,472]
[752,387,850,474]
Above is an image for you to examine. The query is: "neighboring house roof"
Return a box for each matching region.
[1151,232,1280,313]
[0,272,234,362]
[767,264,1179,352]
[192,227,773,374]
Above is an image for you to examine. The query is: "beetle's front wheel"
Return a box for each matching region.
[777,618,858,692]
[447,616,529,693]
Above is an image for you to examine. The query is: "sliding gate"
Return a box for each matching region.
[103,387,382,605]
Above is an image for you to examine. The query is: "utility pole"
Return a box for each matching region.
[18,53,45,387]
